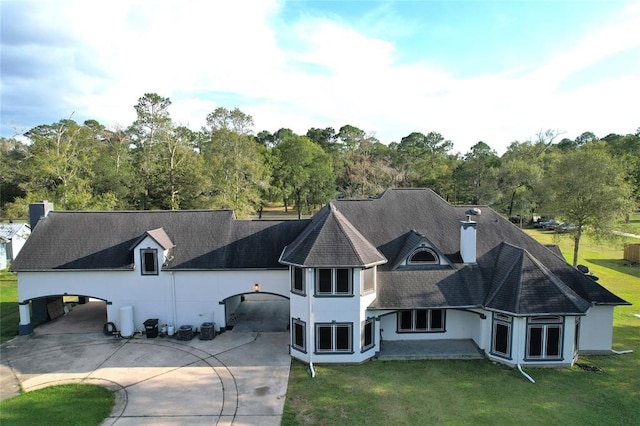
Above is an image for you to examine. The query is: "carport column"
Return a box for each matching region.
[18,301,33,335]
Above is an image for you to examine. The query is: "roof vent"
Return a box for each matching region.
[465,208,481,221]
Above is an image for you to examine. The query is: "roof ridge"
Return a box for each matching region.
[522,249,589,312]
[484,243,523,307]
[330,203,382,266]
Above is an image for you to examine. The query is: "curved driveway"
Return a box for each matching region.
[1,331,290,425]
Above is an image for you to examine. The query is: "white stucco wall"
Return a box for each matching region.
[290,267,379,364]
[579,305,615,353]
[17,264,289,334]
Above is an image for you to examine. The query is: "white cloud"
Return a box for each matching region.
[2,0,639,154]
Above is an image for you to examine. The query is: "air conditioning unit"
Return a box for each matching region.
[177,325,194,341]
[200,322,215,340]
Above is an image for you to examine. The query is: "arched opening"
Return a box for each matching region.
[222,292,290,332]
[28,294,107,335]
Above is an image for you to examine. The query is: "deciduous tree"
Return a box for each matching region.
[545,143,634,266]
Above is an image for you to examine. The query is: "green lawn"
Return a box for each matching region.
[0,384,114,426]
[619,213,640,236]
[0,269,19,344]
[283,229,640,425]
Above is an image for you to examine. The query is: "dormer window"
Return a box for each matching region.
[141,249,158,275]
[408,248,438,264]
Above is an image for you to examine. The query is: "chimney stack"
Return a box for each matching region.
[29,201,54,230]
[460,208,481,264]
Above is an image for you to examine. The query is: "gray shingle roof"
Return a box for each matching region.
[279,202,387,267]
[11,210,309,271]
[324,189,628,311]
[485,243,591,315]
[129,228,175,251]
[12,189,629,316]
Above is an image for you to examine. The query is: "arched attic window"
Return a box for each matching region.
[408,248,439,265]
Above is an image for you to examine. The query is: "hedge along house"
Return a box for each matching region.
[11,189,629,368]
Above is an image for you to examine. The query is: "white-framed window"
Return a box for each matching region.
[291,267,305,295]
[315,268,352,296]
[397,309,445,332]
[526,316,563,360]
[362,318,375,351]
[362,267,375,294]
[408,248,439,264]
[492,313,512,358]
[316,323,352,353]
[291,318,306,352]
[141,249,158,275]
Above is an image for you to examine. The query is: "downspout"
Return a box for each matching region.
[611,349,633,355]
[308,268,315,378]
[517,363,535,384]
[170,271,177,329]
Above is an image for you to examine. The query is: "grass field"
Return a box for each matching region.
[0,384,114,426]
[282,229,640,425]
[619,213,640,236]
[0,269,18,344]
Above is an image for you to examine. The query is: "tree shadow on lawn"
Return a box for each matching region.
[586,259,640,279]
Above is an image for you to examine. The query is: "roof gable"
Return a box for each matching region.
[389,230,452,270]
[129,228,175,251]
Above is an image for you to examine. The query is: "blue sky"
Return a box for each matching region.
[1,0,639,154]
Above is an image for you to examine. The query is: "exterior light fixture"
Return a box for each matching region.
[254,283,260,292]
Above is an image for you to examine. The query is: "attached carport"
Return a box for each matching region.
[33,298,107,334]
[22,295,107,335]
[225,293,290,333]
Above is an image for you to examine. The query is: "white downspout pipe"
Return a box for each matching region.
[517,364,535,383]
[611,349,633,355]
[308,267,315,378]
[170,271,177,329]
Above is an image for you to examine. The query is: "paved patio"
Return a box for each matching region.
[377,339,484,360]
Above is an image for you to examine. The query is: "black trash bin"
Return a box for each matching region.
[200,322,215,340]
[177,325,193,341]
[144,319,159,338]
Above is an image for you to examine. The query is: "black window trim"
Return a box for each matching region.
[314,322,354,354]
[396,309,446,333]
[291,318,307,353]
[314,268,354,297]
[291,266,306,296]
[361,317,376,352]
[491,313,513,359]
[524,316,565,361]
[140,248,159,276]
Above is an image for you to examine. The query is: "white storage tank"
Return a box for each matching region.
[119,305,134,337]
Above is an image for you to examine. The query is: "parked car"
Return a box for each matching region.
[541,219,561,230]
[509,215,522,224]
[533,216,553,228]
[557,223,577,233]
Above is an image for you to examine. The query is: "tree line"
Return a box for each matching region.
[2,93,638,229]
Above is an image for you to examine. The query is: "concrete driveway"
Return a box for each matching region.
[0,330,291,425]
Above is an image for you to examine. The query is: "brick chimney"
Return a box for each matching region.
[29,201,54,230]
[460,208,481,264]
